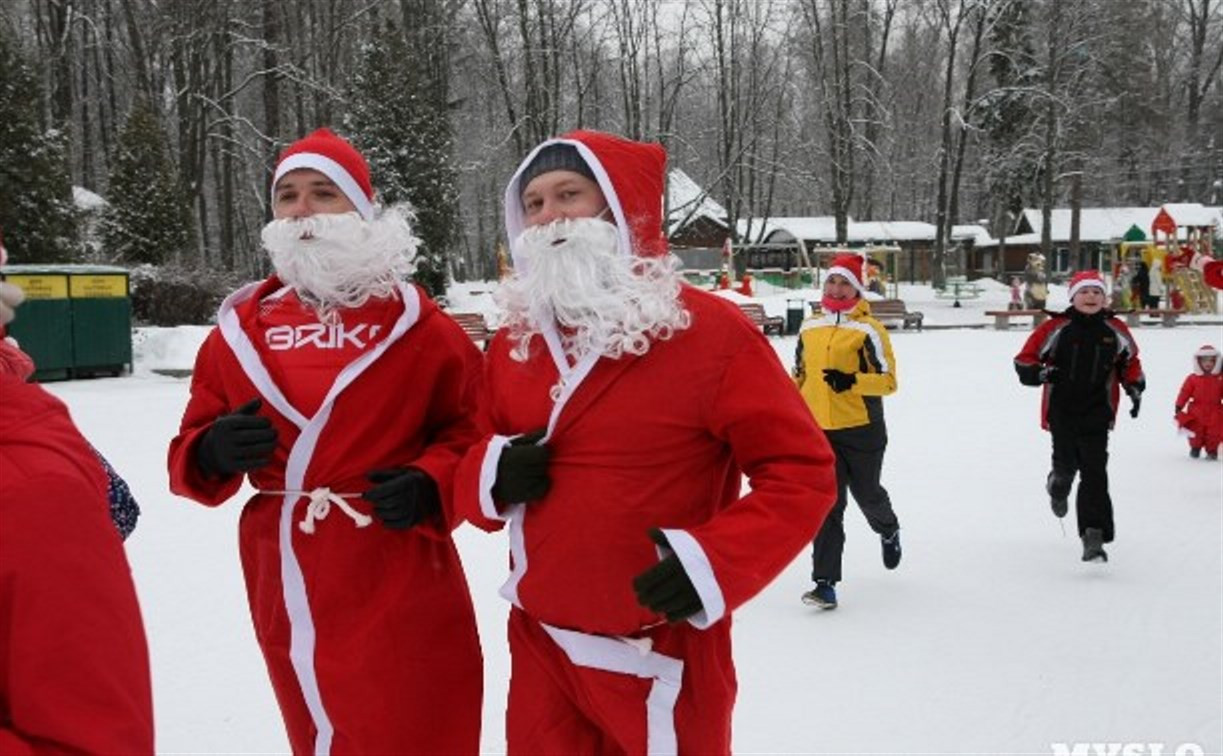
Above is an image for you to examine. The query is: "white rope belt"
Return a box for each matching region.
[263,487,373,534]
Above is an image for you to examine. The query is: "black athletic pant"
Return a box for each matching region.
[1050,426,1114,542]
[811,422,899,583]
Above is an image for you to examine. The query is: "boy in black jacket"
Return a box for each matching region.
[1013,270,1145,563]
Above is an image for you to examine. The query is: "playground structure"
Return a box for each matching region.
[1109,207,1218,314]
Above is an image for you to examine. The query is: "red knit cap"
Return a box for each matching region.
[272,128,374,220]
[826,253,866,295]
[1067,270,1108,299]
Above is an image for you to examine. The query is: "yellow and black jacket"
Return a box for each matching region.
[793,299,897,431]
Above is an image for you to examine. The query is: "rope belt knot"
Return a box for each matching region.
[265,487,372,534]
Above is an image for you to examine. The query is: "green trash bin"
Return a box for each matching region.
[1,264,132,381]
[786,298,806,335]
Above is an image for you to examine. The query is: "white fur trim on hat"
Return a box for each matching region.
[1067,276,1108,300]
[272,153,375,221]
[826,265,865,295]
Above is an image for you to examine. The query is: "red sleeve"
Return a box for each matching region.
[403,324,487,536]
[1176,376,1194,411]
[1110,319,1145,386]
[453,338,510,533]
[685,333,838,616]
[0,473,154,754]
[1015,317,1058,368]
[167,329,245,506]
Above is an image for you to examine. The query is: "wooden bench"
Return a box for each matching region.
[449,312,494,348]
[985,309,1049,330]
[870,299,924,330]
[1124,308,1182,328]
[738,303,785,335]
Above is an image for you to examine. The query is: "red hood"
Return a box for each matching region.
[504,130,668,269]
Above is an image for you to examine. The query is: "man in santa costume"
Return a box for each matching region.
[455,130,836,754]
[168,128,483,754]
[1014,270,1145,563]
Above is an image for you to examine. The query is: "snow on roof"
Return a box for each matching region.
[734,216,938,244]
[73,186,107,211]
[1019,204,1219,242]
[666,168,727,235]
[951,224,997,246]
[735,216,839,242]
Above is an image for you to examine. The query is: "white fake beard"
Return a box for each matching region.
[497,217,690,363]
[261,207,418,320]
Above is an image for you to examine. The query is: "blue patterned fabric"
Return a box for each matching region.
[91,446,140,540]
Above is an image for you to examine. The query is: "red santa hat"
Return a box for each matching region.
[271,128,374,220]
[826,253,867,295]
[1193,344,1221,375]
[1067,269,1108,299]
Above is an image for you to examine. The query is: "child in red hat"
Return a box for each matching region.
[1175,344,1223,460]
[1013,270,1146,563]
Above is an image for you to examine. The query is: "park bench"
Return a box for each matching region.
[449,311,494,348]
[1124,308,1182,328]
[870,299,924,331]
[738,302,785,335]
[984,309,1049,330]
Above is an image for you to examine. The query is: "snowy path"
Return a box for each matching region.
[46,324,1222,754]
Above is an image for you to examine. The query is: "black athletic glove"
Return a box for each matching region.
[363,467,440,530]
[632,529,703,623]
[1125,382,1143,418]
[492,429,551,503]
[196,398,278,477]
[822,368,857,393]
[1039,365,1061,384]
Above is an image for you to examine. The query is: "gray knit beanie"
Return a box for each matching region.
[518,144,596,194]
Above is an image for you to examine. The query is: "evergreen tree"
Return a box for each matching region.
[0,28,78,263]
[976,0,1043,224]
[102,101,194,266]
[346,19,458,297]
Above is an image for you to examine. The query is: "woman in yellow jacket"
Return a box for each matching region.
[793,254,901,610]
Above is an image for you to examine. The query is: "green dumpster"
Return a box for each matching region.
[1,264,132,381]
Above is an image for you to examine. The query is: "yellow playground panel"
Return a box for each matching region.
[1113,239,1217,315]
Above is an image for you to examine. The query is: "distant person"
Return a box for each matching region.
[454,129,836,754]
[1147,257,1166,308]
[1014,270,1145,563]
[0,371,154,752]
[1175,344,1222,460]
[1008,277,1024,310]
[793,253,901,609]
[1133,259,1151,308]
[167,128,483,753]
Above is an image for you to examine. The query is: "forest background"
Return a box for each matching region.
[2,0,1220,309]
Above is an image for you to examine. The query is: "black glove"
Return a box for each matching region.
[632,529,703,623]
[492,429,551,503]
[1039,365,1061,384]
[1125,383,1143,418]
[363,467,440,530]
[822,368,857,393]
[196,398,278,477]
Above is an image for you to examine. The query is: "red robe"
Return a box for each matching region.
[168,279,483,755]
[460,129,837,754]
[0,374,153,754]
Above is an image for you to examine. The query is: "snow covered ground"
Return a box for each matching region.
[43,279,1223,755]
